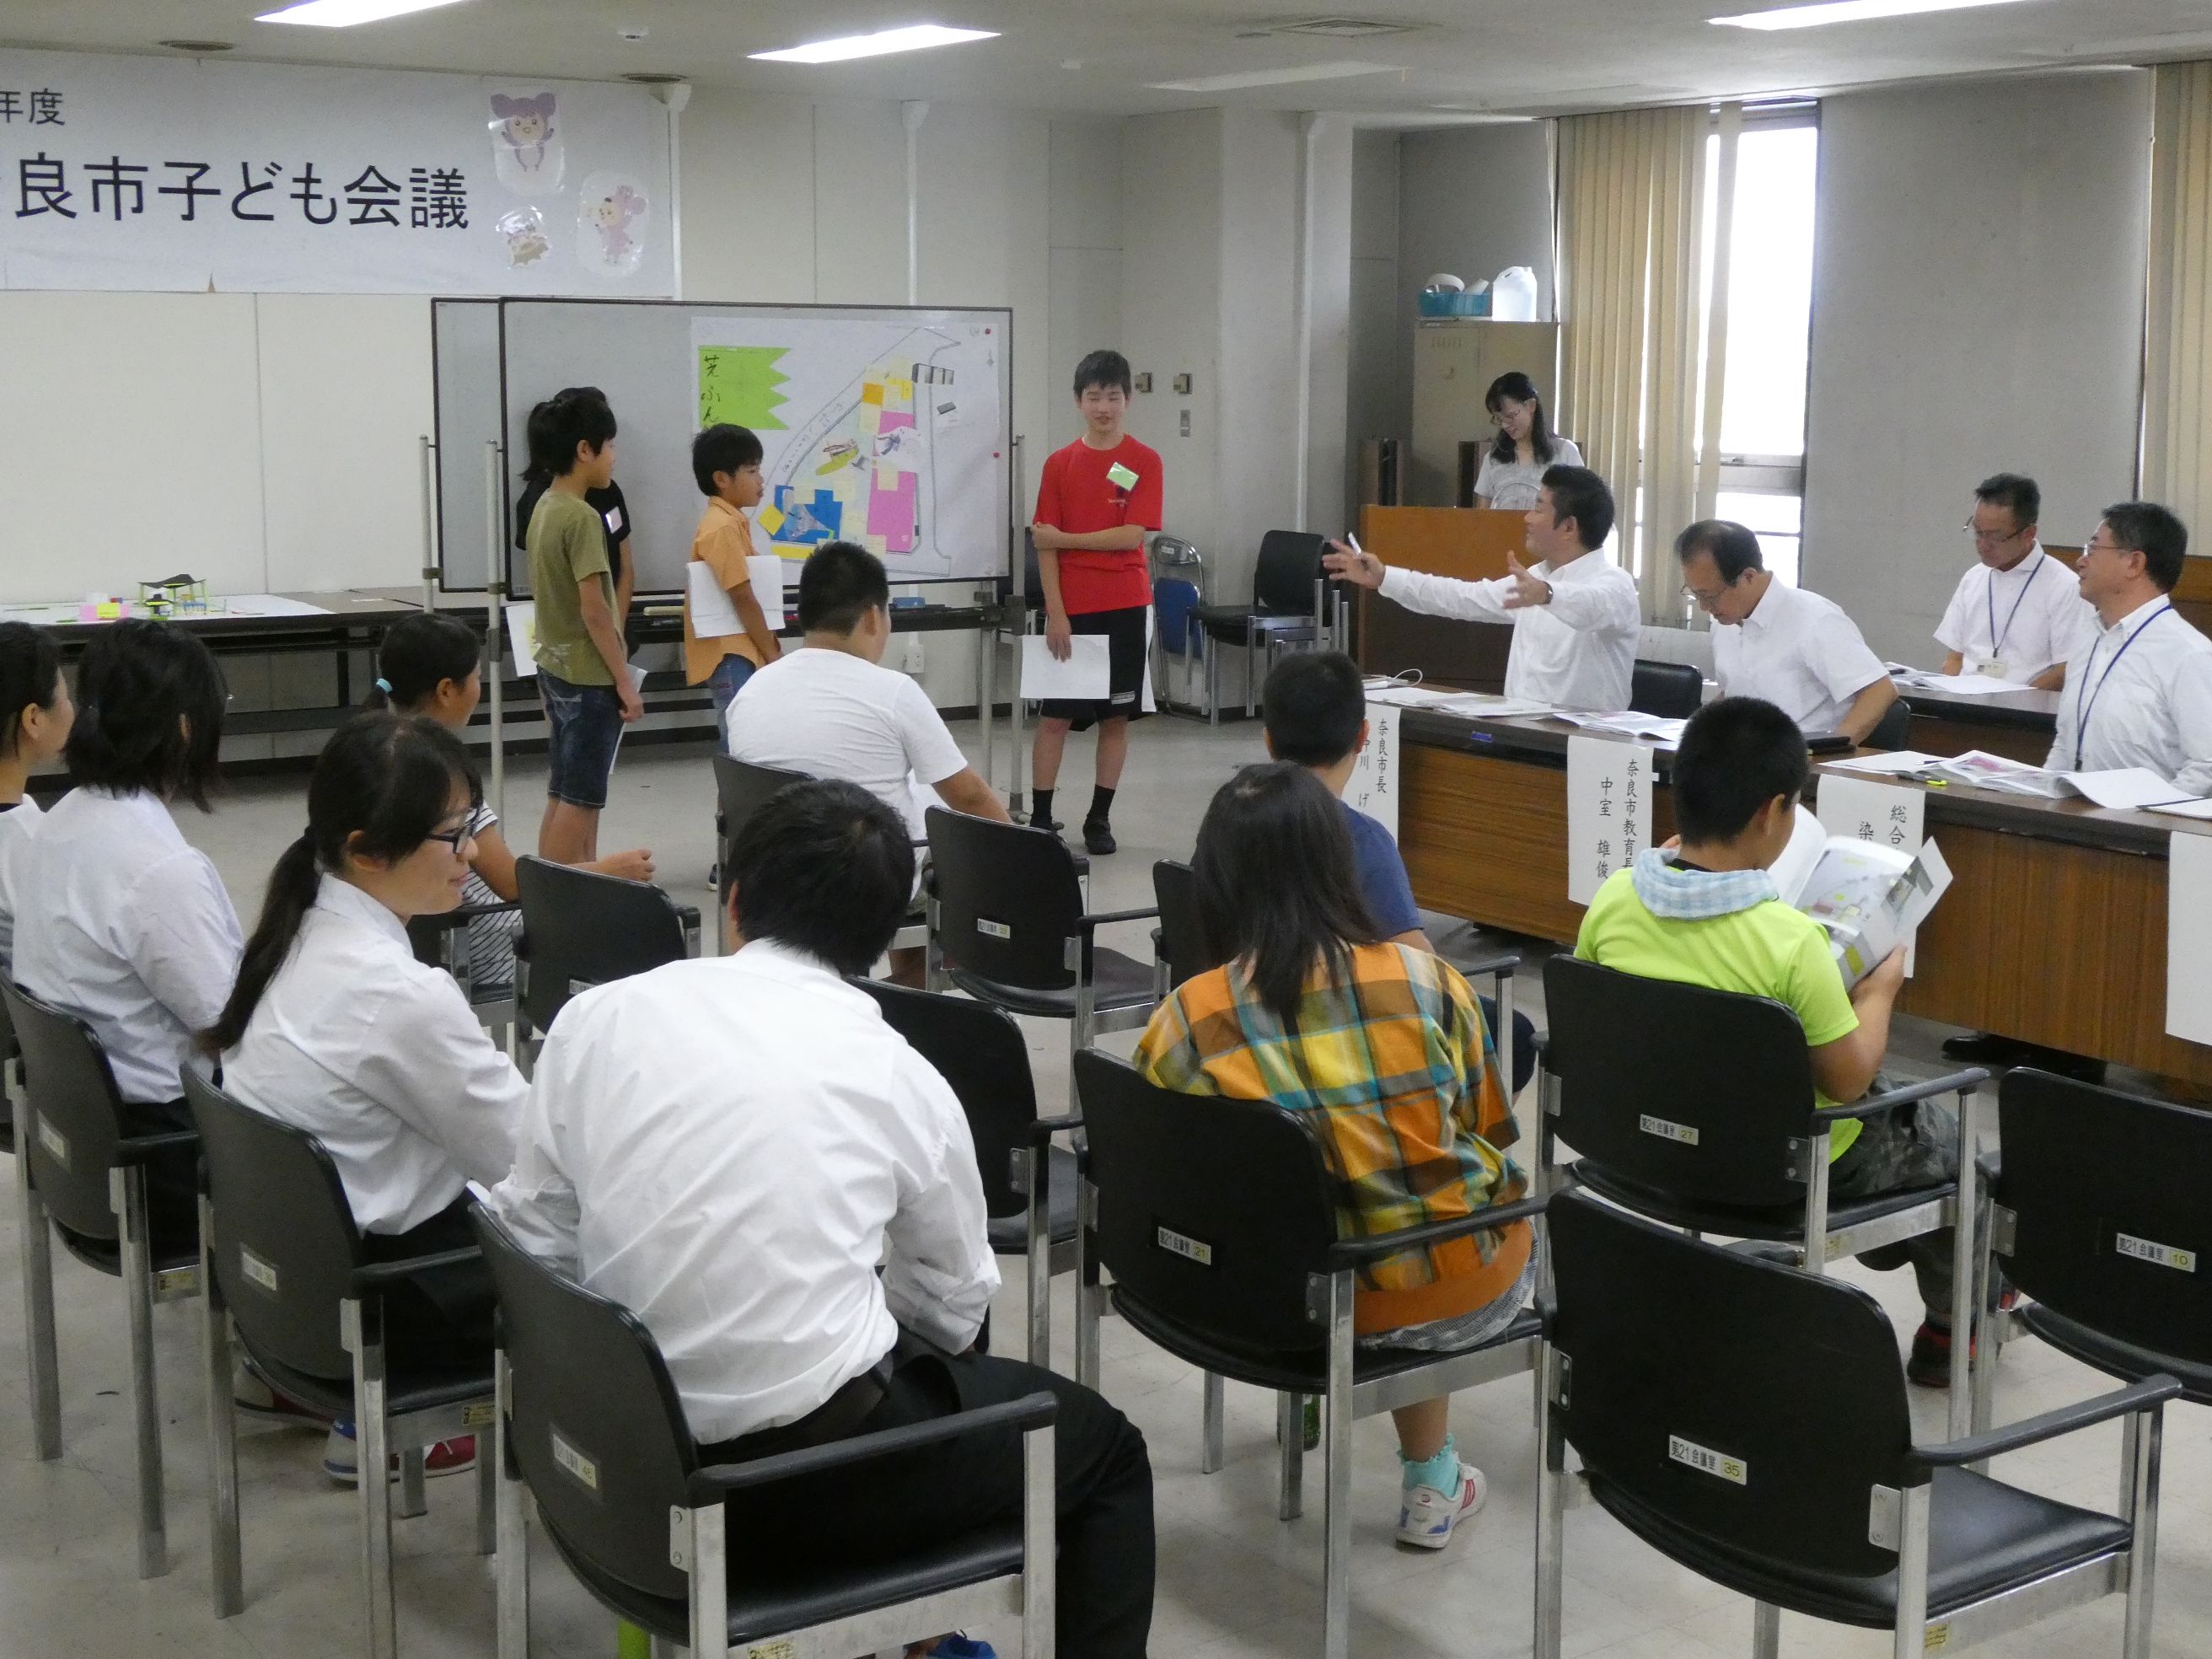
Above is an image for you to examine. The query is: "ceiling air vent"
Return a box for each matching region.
[1254,17,1432,38]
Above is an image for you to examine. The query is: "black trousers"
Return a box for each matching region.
[358,1199,497,1375]
[704,1350,1154,1659]
[132,1096,205,1258]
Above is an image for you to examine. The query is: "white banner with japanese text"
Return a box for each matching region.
[0,49,672,296]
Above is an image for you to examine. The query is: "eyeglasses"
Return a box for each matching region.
[1963,523,2026,547]
[424,822,475,856]
[1679,584,1729,608]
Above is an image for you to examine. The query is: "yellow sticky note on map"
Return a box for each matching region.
[861,383,885,406]
[757,504,787,536]
[889,378,914,401]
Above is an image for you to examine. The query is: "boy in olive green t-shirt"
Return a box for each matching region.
[524,388,639,865]
[1573,696,1963,1384]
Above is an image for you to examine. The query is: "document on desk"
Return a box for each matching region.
[1020,635,1110,701]
[1565,736,1651,907]
[1347,702,1399,840]
[2166,832,2212,1044]
[1816,776,1927,974]
[2146,797,2212,820]
[1823,750,1946,776]
[1887,667,2026,698]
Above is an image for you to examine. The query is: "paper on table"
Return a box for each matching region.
[1565,735,1651,906]
[1345,702,1400,840]
[224,593,332,618]
[2061,769,2197,811]
[1887,669,2021,698]
[1020,635,1110,701]
[1815,774,1927,974]
[504,602,538,679]
[1823,750,1945,776]
[2166,832,2212,1044]
[2145,797,2212,820]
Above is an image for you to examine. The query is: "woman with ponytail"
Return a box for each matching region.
[368,614,652,992]
[0,621,74,971]
[209,711,524,1483]
[13,619,241,1249]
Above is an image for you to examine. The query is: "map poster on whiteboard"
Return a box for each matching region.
[1565,736,1649,906]
[1345,702,1400,840]
[694,315,1005,582]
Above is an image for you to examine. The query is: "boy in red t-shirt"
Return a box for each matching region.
[1031,349,1165,854]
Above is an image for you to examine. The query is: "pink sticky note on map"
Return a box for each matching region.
[867,471,917,553]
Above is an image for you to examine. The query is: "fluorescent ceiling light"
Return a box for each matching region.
[1711,0,2033,30]
[256,0,468,24]
[750,24,996,64]
[1147,60,1399,93]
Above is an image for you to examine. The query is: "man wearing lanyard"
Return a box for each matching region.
[1934,474,2097,689]
[1942,501,2212,1079]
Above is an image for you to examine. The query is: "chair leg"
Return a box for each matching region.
[201,1196,243,1617]
[1946,1087,1979,1440]
[1533,1350,1567,1659]
[475,1425,497,1556]
[18,1130,60,1461]
[495,1355,530,1659]
[1276,1392,1304,1522]
[1208,643,1221,728]
[1200,1373,1225,1474]
[347,1304,399,1659]
[1021,1420,1057,1659]
[2123,1406,2164,1659]
[1890,1483,1931,1659]
[1322,1273,1356,1659]
[1751,1602,1780,1659]
[1024,1151,1052,1372]
[1072,1189,1100,1393]
[115,1167,168,1580]
[397,1447,428,1520]
[684,1502,730,1657]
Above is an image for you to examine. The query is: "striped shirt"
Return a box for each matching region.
[1136,942,1527,1321]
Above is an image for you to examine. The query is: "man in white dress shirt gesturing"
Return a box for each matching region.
[1324,465,1641,713]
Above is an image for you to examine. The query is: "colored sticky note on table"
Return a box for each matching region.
[860,382,885,406]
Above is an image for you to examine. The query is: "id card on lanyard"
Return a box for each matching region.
[2074,603,2173,759]
[1978,558,2043,679]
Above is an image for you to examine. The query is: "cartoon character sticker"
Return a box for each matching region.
[576,171,650,278]
[489,90,564,194]
[497,207,550,268]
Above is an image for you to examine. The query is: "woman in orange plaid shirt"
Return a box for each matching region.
[1136,762,1533,1552]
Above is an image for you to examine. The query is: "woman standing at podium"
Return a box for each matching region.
[1473,371,1581,513]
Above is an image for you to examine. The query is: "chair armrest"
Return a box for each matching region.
[1078,905,1162,932]
[351,1246,484,1292]
[1812,1067,1988,1126]
[1913,1374,2182,1470]
[114,1129,200,1165]
[1324,1191,1549,1271]
[1025,1112,1084,1146]
[417,900,522,932]
[684,1390,1058,1502]
[1455,949,1523,981]
[674,905,702,931]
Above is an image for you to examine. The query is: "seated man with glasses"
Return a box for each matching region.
[1936,472,2097,690]
[1678,519,1898,747]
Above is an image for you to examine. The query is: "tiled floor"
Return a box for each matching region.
[6,713,2208,1658]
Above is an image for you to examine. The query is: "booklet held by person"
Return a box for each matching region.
[1782,832,1954,987]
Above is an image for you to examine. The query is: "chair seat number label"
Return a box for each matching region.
[35,1117,67,1169]
[462,1401,495,1428]
[550,1429,599,1491]
[978,917,1012,940]
[1638,1114,1699,1147]
[239,1248,279,1295]
[1668,1434,1746,1485]
[2114,1232,2196,1273]
[1157,1226,1214,1266]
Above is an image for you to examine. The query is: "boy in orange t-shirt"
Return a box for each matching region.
[685,423,783,732]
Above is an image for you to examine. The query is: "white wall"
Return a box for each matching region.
[1217,109,1304,596]
[1803,73,2153,663]
[1049,118,1127,454]
[1302,118,1356,539]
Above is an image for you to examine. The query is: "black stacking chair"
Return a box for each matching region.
[471,1207,1058,1659]
[1537,1189,2176,1659]
[1075,1049,1545,1659]
[0,987,18,1152]
[1149,858,1211,998]
[1629,658,1704,720]
[185,1069,494,1657]
[715,755,927,960]
[513,857,701,1071]
[1539,956,1986,1418]
[926,808,1157,1071]
[1,978,199,1581]
[856,980,1075,1371]
[1197,529,1329,722]
[1973,1069,2212,1436]
[1867,696,1914,750]
[407,901,519,1045]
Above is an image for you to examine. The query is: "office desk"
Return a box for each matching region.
[1398,711,2212,1086]
[1900,682,2059,764]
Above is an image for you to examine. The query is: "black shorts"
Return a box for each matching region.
[1039,604,1152,731]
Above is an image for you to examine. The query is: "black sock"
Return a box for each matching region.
[1087,785,1116,827]
[1031,788,1055,827]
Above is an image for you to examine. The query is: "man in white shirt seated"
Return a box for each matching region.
[1936,473,2097,690]
[724,540,1010,983]
[1323,465,1640,712]
[486,778,1153,1659]
[1679,519,1898,746]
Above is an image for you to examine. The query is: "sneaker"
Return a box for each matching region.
[323,1422,478,1484]
[1398,1461,1485,1549]
[232,1364,333,1429]
[917,1635,996,1659]
[1082,819,1117,856]
[706,862,720,890]
[1907,1321,1970,1388]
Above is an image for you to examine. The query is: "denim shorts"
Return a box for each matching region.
[706,653,757,746]
[539,668,624,810]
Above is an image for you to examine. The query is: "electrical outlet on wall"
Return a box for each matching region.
[1179,410,1191,437]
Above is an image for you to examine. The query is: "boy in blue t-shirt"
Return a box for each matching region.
[1259,651,1536,1096]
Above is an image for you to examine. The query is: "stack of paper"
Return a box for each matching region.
[1823,750,1947,776]
[1553,710,1688,740]
[1885,666,2025,698]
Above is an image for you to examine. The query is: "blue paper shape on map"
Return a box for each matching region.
[772,486,844,545]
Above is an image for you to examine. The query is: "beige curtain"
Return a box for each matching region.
[1556,106,1709,622]
[2146,62,2212,529]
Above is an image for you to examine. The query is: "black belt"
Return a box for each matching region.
[723,1329,941,1462]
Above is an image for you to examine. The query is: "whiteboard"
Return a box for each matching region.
[432,298,502,592]
[495,298,1013,592]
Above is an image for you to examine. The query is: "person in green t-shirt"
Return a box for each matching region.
[524,388,641,866]
[1574,695,1963,1386]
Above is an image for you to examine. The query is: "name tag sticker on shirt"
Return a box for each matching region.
[1668,1434,1747,1486]
[1156,1226,1215,1267]
[2114,1231,2197,1274]
[238,1247,280,1297]
[977,917,1012,941]
[604,505,623,535]
[550,1428,600,1492]
[1106,462,1140,491]
[35,1116,67,1171]
[1638,1114,1700,1147]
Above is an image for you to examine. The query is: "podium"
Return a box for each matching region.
[1355,506,1528,690]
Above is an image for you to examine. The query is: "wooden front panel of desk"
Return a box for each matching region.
[1356,506,1525,690]
[1399,738,2212,1086]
